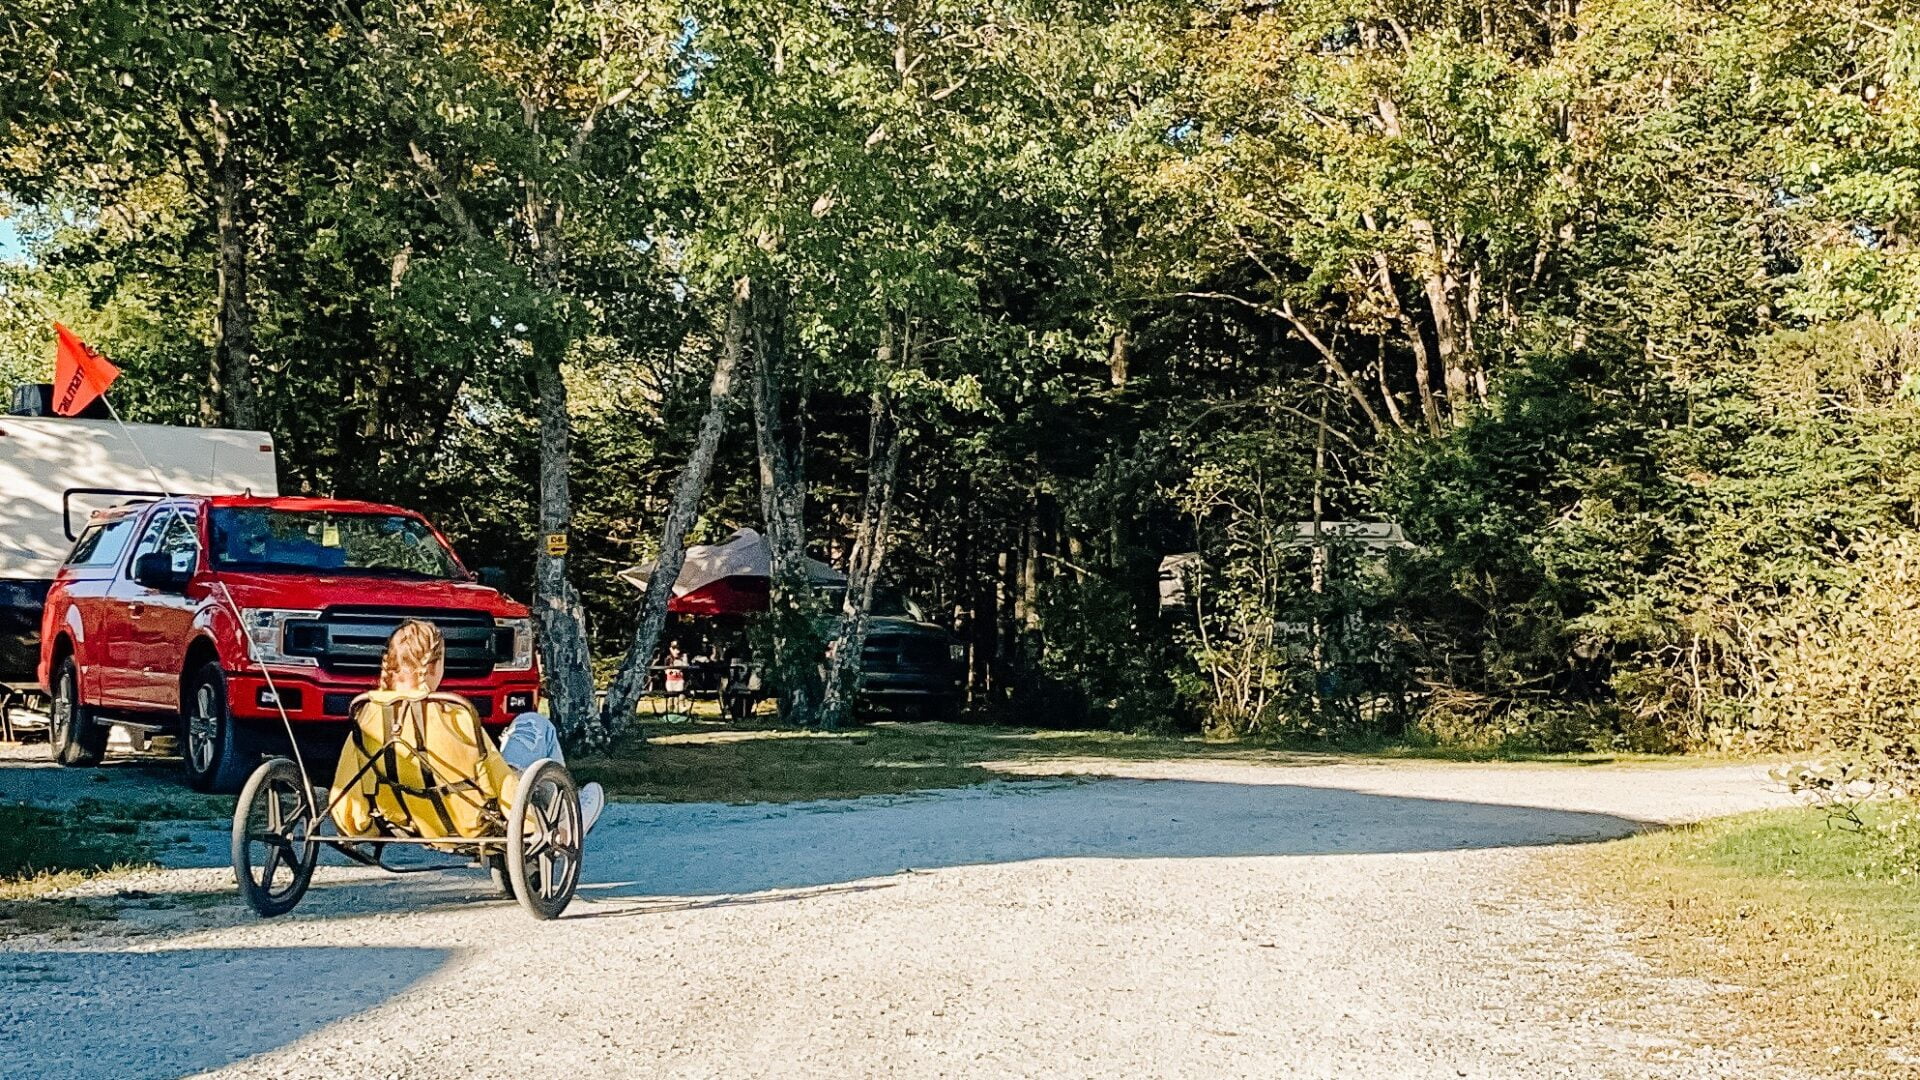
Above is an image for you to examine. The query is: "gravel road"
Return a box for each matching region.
[1,749,1808,1079]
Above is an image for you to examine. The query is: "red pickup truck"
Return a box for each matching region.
[38,495,539,791]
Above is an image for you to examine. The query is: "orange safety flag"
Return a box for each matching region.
[52,322,120,416]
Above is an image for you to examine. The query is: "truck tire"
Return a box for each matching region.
[48,656,109,766]
[182,662,258,794]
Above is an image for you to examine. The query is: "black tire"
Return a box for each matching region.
[232,757,319,917]
[48,656,109,766]
[485,854,517,899]
[506,758,583,920]
[182,662,258,794]
[917,695,960,724]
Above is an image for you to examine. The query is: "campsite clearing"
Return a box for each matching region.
[0,739,1849,1079]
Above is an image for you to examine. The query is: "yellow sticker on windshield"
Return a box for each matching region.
[322,523,340,547]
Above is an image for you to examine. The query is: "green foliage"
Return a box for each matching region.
[1032,575,1177,731]
[3,0,1919,766]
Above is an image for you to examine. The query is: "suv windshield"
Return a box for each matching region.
[209,508,465,580]
[815,585,927,622]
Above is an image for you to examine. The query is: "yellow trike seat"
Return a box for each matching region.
[330,690,516,840]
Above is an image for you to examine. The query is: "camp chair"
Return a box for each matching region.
[230,692,585,921]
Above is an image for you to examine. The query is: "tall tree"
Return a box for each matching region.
[1,0,346,426]
[336,0,683,743]
[600,276,749,732]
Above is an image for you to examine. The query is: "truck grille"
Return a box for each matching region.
[285,607,504,678]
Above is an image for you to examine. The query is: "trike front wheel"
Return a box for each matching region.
[506,758,583,920]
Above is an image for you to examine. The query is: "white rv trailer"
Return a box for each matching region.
[0,414,279,698]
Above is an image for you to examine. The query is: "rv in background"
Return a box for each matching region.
[0,383,278,694]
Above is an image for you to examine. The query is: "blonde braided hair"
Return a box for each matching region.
[377,619,445,693]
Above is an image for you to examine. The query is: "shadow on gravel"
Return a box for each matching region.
[88,777,1658,924]
[0,945,450,1080]
[0,746,188,809]
[585,778,1654,898]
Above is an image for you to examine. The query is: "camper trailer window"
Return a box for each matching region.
[208,508,464,580]
[65,514,140,569]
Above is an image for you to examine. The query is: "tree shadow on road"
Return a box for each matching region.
[109,776,1660,923]
[581,777,1656,898]
[0,944,451,1080]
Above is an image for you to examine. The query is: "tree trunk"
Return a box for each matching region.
[601,277,750,734]
[1366,102,1451,434]
[995,546,1017,692]
[1020,492,1040,631]
[212,153,261,430]
[748,287,817,726]
[1411,220,1472,419]
[1361,221,1442,436]
[531,352,597,748]
[819,389,906,730]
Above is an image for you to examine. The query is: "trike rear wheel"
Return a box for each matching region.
[232,757,320,917]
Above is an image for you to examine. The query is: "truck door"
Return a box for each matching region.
[110,507,201,711]
[57,510,144,709]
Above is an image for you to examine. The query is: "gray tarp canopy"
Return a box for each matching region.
[617,527,845,599]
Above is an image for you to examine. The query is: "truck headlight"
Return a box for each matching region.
[495,617,535,671]
[240,608,322,667]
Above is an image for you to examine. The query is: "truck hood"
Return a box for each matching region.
[207,571,529,618]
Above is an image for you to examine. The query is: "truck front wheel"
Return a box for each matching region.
[182,662,259,794]
[49,656,109,766]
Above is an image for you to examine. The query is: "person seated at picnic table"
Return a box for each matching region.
[330,618,604,839]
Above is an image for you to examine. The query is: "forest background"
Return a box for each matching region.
[3,0,1917,780]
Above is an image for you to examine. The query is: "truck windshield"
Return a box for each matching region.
[208,508,465,580]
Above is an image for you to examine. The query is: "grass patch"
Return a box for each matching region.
[1581,806,1920,1077]
[575,721,1046,803]
[0,797,215,935]
[572,718,1306,803]
[0,804,150,898]
[570,716,1722,803]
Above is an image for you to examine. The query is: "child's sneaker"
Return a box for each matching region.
[578,782,606,835]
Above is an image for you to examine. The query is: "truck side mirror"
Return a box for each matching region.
[133,551,190,591]
[476,566,509,589]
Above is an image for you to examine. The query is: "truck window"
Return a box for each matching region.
[65,515,140,568]
[127,511,199,574]
[208,508,465,580]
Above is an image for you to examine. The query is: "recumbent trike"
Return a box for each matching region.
[230,692,585,921]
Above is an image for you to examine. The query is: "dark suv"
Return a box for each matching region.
[830,588,963,719]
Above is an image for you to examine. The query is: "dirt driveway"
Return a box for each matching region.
[0,749,1804,1079]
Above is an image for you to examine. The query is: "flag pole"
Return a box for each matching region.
[95,392,315,794]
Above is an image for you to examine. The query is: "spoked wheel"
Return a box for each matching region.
[506,758,583,920]
[232,757,320,917]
